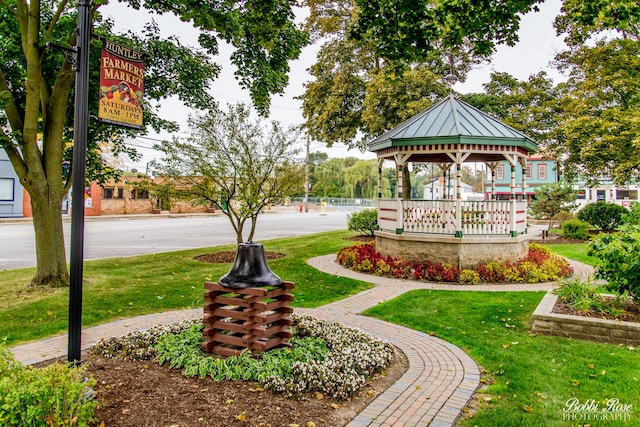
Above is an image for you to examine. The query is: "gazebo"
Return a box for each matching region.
[369,94,537,268]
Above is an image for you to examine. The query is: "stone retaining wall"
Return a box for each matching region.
[375,231,530,269]
[532,292,640,345]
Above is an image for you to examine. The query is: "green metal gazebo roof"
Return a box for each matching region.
[368,94,537,153]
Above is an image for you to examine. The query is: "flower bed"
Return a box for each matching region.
[337,242,573,284]
[90,313,395,401]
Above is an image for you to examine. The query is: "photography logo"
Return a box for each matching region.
[563,398,633,422]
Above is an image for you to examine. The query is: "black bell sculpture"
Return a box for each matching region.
[219,241,283,289]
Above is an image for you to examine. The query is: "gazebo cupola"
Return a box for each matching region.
[369,94,537,268]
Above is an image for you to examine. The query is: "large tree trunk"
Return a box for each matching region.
[29,185,69,287]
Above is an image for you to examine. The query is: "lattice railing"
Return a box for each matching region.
[377,199,527,236]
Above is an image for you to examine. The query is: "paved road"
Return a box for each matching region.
[0,211,349,270]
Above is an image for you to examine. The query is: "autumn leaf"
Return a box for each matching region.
[235,412,247,421]
[571,379,580,387]
[522,405,534,412]
[315,392,324,399]
[587,363,595,369]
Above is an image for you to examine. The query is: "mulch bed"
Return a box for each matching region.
[89,241,406,426]
[345,235,375,243]
[194,251,285,264]
[552,298,640,323]
[86,351,407,427]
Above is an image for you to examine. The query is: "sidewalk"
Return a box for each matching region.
[9,255,593,426]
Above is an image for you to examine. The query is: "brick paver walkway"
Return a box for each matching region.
[9,255,594,426]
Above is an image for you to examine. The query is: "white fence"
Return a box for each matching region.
[378,199,527,236]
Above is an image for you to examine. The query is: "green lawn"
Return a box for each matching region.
[0,230,371,345]
[364,290,639,426]
[3,233,637,426]
[542,243,597,266]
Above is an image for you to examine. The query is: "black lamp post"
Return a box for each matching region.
[68,0,91,364]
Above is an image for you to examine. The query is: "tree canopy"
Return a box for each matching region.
[456,1,640,186]
[153,104,304,244]
[0,0,307,286]
[350,0,542,64]
[300,0,481,151]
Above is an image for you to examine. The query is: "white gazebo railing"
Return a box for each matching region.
[378,199,527,236]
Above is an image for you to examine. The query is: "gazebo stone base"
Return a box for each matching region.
[375,231,530,269]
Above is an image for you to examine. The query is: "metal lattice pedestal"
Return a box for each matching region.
[202,281,294,357]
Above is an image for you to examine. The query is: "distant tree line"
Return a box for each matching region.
[298,154,482,199]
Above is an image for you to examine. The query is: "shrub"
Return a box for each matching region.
[337,242,572,284]
[552,211,575,227]
[459,269,480,285]
[577,201,627,231]
[561,219,591,240]
[588,225,640,300]
[347,208,379,236]
[622,201,640,225]
[0,348,97,426]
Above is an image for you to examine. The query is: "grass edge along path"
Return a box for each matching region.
[364,290,639,427]
[542,242,596,267]
[0,231,372,346]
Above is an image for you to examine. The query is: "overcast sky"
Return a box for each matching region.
[102,0,567,170]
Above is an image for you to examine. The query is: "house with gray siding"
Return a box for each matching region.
[0,149,23,217]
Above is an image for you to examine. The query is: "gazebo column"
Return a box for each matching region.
[520,158,527,200]
[394,154,411,234]
[437,162,452,200]
[437,162,452,232]
[487,162,498,201]
[519,157,528,235]
[504,154,518,237]
[377,158,384,199]
[485,162,496,232]
[456,162,462,236]
[442,168,447,199]
[447,153,470,237]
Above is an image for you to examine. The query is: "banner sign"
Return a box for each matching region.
[99,40,144,129]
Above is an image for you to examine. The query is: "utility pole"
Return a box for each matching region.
[68,0,91,364]
[304,134,310,213]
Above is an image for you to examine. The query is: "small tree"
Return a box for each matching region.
[577,201,627,232]
[528,183,578,230]
[155,104,304,243]
[347,208,379,236]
